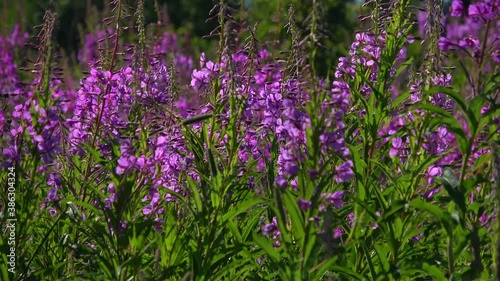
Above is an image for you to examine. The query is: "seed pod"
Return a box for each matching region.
[181,113,213,125]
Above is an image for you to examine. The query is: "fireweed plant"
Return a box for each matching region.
[0,0,499,280]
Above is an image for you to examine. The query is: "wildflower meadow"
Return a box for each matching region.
[0,0,499,280]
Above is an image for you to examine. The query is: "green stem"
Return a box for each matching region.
[448,232,455,277]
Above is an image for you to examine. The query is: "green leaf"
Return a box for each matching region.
[348,143,367,200]
[421,263,447,281]
[81,142,107,164]
[391,90,411,110]
[63,200,102,217]
[222,198,262,223]
[163,188,187,204]
[330,266,366,280]
[437,167,459,191]
[308,257,338,279]
[252,233,281,264]
[270,192,292,246]
[412,104,454,119]
[373,244,390,273]
[469,95,484,131]
[437,167,466,214]
[186,176,203,212]
[379,200,405,222]
[282,191,305,243]
[472,152,491,175]
[426,86,478,138]
[227,220,243,242]
[242,208,265,240]
[410,199,451,234]
[207,148,218,177]
[393,57,414,81]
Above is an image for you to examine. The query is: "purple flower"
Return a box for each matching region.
[175,97,190,118]
[468,2,495,21]
[262,223,277,236]
[283,161,298,177]
[334,161,353,183]
[479,212,490,227]
[438,37,454,51]
[116,156,131,175]
[492,49,500,62]
[47,173,62,187]
[297,199,312,211]
[142,204,155,215]
[411,232,424,242]
[263,217,279,236]
[426,165,443,184]
[153,32,178,55]
[333,227,344,238]
[308,169,319,181]
[190,69,211,90]
[278,148,299,177]
[320,132,346,153]
[190,56,220,91]
[451,0,464,17]
[275,176,288,188]
[386,116,406,135]
[390,137,403,158]
[154,218,165,233]
[422,188,439,199]
[326,190,345,209]
[78,29,111,66]
[47,187,58,202]
[3,145,19,161]
[257,256,264,264]
[458,36,480,49]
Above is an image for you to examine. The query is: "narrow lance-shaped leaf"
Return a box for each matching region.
[182,113,213,126]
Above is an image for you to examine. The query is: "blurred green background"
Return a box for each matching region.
[1,0,361,76]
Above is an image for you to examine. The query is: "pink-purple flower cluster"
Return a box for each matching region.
[78,29,114,67]
[188,48,353,191]
[0,25,27,94]
[435,0,500,62]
